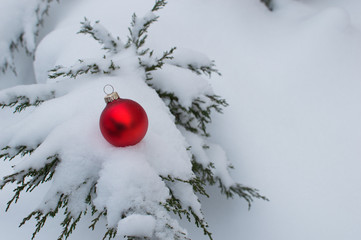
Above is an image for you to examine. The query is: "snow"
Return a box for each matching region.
[117,214,156,238]
[0,0,58,72]
[130,11,158,41]
[0,25,202,236]
[180,128,235,188]
[80,19,124,54]
[1,0,361,240]
[1,72,198,236]
[151,64,213,107]
[0,0,29,53]
[94,156,168,227]
[170,181,203,218]
[206,143,234,188]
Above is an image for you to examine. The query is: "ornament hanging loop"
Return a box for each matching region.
[103,84,120,103]
[103,84,114,95]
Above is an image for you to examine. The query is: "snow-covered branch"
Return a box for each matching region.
[49,58,120,79]
[0,0,59,74]
[0,1,267,240]
[0,84,57,112]
[79,18,124,54]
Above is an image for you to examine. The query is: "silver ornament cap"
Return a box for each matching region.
[103,84,120,103]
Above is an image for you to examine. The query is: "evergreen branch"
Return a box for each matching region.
[49,59,119,79]
[156,90,228,136]
[189,207,212,240]
[0,145,35,161]
[164,224,191,240]
[206,94,228,113]
[219,182,269,210]
[34,0,60,33]
[78,18,123,53]
[170,61,221,78]
[191,156,269,209]
[89,209,106,231]
[58,212,83,240]
[127,12,159,50]
[160,175,209,198]
[0,92,55,113]
[1,0,59,74]
[186,61,221,77]
[103,228,117,240]
[20,193,69,240]
[161,173,213,239]
[19,180,99,240]
[151,0,167,12]
[1,53,16,75]
[0,146,10,160]
[162,187,212,240]
[127,0,167,51]
[85,182,97,206]
[191,160,216,185]
[163,195,190,221]
[140,47,176,72]
[1,155,60,211]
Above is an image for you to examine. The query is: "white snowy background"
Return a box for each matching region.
[1,0,361,239]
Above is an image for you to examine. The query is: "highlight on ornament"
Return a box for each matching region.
[99,84,148,147]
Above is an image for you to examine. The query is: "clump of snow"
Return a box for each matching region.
[170,181,203,217]
[94,156,168,227]
[151,64,213,107]
[166,47,214,71]
[180,128,235,188]
[117,214,156,238]
[206,143,234,188]
[80,18,124,53]
[130,11,157,41]
[0,83,56,106]
[34,26,105,84]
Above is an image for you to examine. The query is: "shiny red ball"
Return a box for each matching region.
[99,98,148,147]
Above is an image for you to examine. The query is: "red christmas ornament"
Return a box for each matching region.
[99,85,148,147]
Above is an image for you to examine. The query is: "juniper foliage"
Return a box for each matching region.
[0,91,55,113]
[0,0,59,74]
[0,1,268,239]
